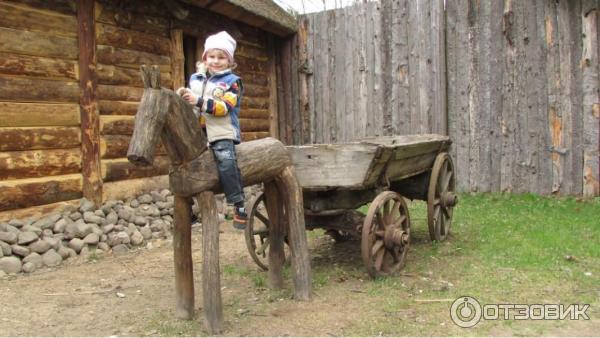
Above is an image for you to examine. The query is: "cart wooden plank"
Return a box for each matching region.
[288,134,451,190]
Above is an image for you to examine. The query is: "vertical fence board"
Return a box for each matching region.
[581,2,599,196]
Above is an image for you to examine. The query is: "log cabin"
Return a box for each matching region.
[0,0,298,219]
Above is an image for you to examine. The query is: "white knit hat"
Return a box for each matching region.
[202,31,237,63]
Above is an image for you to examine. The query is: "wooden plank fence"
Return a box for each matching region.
[279,0,446,145]
[446,0,599,195]
[284,0,599,196]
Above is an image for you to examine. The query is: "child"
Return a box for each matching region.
[181,31,247,229]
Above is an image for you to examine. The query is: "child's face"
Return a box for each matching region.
[205,49,230,73]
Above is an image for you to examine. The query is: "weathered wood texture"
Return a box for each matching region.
[169,137,292,197]
[446,0,599,196]
[173,195,194,320]
[283,1,446,145]
[0,1,82,212]
[79,0,102,205]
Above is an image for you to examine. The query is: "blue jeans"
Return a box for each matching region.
[210,139,245,205]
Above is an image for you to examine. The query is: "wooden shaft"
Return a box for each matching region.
[264,181,285,289]
[173,195,194,319]
[275,166,312,301]
[198,191,223,334]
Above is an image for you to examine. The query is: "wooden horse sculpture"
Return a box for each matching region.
[127,65,311,333]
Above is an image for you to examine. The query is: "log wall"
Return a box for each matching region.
[0,0,280,213]
[0,0,83,211]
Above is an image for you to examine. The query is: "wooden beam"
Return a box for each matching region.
[78,0,102,205]
[171,29,185,90]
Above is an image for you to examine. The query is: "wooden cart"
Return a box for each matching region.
[244,134,457,278]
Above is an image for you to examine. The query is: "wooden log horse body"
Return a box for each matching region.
[127,66,311,333]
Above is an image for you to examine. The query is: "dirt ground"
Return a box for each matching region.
[1,221,598,336]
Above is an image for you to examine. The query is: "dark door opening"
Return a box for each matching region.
[183,34,197,87]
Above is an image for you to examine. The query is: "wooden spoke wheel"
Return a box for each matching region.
[244,192,288,271]
[361,191,411,278]
[427,152,458,242]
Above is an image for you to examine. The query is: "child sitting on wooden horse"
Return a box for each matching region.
[179,31,247,229]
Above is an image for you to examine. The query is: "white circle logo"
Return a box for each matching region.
[450,296,482,328]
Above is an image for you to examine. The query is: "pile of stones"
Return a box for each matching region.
[0,189,176,276]
[0,186,263,276]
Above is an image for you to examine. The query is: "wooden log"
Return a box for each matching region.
[244,71,269,87]
[241,132,270,142]
[96,23,171,55]
[241,96,269,110]
[78,0,102,206]
[97,45,171,70]
[97,63,172,88]
[169,137,292,196]
[239,118,270,132]
[239,109,270,119]
[0,1,77,38]
[171,30,185,90]
[1,0,76,16]
[0,102,80,127]
[0,199,79,224]
[98,100,139,116]
[95,2,169,37]
[173,194,194,320]
[275,166,311,301]
[267,36,279,139]
[97,84,144,101]
[101,157,169,182]
[264,181,285,289]
[235,55,269,73]
[0,174,82,211]
[0,126,80,151]
[198,191,223,334]
[100,115,134,135]
[0,148,81,180]
[0,52,78,80]
[0,27,78,60]
[101,134,165,159]
[0,75,79,103]
[102,175,168,202]
[243,84,270,97]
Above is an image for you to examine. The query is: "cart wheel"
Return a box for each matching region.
[427,152,458,242]
[244,192,288,271]
[361,191,410,278]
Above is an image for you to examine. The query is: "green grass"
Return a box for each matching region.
[338,193,600,335]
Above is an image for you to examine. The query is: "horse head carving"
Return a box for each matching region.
[127,65,207,167]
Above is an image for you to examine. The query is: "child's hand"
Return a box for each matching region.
[196,61,208,75]
[183,92,199,105]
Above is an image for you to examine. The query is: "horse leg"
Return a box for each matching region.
[264,181,285,289]
[173,195,195,319]
[197,191,223,334]
[276,166,312,301]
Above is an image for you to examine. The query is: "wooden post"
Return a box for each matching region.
[276,166,311,300]
[264,181,285,289]
[78,0,102,205]
[171,29,185,90]
[198,191,223,334]
[267,36,280,140]
[173,195,194,319]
